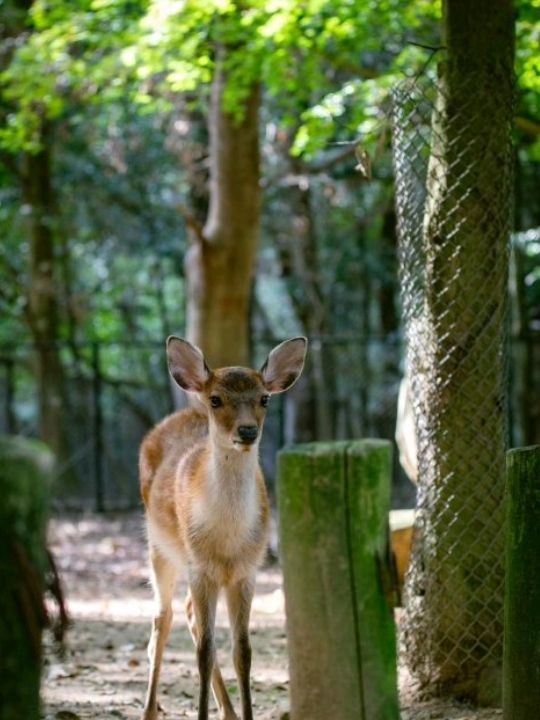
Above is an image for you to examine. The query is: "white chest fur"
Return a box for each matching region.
[190,447,260,558]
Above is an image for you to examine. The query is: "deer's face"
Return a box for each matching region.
[166,336,307,452]
[202,369,269,451]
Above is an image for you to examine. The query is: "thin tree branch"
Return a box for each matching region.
[406,40,447,52]
[177,203,205,243]
[515,116,540,137]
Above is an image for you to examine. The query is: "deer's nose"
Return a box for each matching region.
[238,425,258,443]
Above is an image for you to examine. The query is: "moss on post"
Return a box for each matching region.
[278,440,398,720]
[0,437,52,720]
[503,445,540,720]
[346,441,399,719]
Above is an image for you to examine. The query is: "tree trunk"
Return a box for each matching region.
[401,0,514,703]
[1,9,72,480]
[185,50,260,368]
[22,127,72,478]
[0,437,52,720]
[272,171,334,441]
[291,179,333,439]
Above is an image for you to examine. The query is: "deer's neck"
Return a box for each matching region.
[209,443,258,491]
[203,444,259,526]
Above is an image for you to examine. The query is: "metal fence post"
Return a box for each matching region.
[3,358,17,434]
[92,342,105,512]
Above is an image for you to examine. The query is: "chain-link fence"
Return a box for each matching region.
[391,74,514,701]
[0,335,409,511]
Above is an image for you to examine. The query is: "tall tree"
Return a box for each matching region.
[22,124,71,469]
[400,0,515,703]
[185,47,260,367]
[2,0,442,369]
[1,3,71,473]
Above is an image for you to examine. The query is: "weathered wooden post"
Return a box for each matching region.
[0,437,52,720]
[503,444,540,720]
[278,440,399,720]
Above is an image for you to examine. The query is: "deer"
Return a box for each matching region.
[139,335,308,720]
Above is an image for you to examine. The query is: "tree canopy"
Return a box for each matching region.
[0,0,538,481]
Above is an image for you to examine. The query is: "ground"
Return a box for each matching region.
[42,514,503,720]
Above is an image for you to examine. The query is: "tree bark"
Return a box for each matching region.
[22,125,71,478]
[401,0,514,703]
[290,177,333,439]
[0,437,52,720]
[2,8,71,481]
[185,50,260,368]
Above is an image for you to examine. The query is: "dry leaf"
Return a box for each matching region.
[354,144,372,180]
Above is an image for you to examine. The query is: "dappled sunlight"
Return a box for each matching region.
[64,586,285,626]
[43,514,503,720]
[43,514,290,720]
[62,597,159,623]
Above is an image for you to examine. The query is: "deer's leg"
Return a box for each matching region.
[189,574,219,720]
[142,546,177,720]
[185,590,238,720]
[226,577,255,720]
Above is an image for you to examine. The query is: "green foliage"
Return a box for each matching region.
[291,75,396,158]
[1,0,539,357]
[2,0,539,160]
[0,0,445,357]
[0,0,442,151]
[0,1,147,151]
[0,96,186,346]
[516,0,540,159]
[515,228,540,327]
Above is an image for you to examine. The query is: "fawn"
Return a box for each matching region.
[139,336,307,720]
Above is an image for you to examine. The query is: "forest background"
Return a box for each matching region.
[1,0,539,510]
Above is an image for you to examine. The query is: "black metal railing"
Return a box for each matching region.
[1,333,538,512]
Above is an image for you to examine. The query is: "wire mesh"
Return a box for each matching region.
[391,75,513,700]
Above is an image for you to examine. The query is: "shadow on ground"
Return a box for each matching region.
[43,514,289,720]
[43,514,503,720]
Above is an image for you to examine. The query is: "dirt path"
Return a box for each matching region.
[42,514,502,720]
[43,514,289,720]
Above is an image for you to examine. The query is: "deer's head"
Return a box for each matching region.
[166,337,307,451]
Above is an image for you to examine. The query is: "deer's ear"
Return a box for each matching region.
[167,337,211,392]
[261,337,307,394]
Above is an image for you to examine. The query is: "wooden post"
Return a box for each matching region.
[278,440,399,720]
[503,444,540,720]
[0,436,52,720]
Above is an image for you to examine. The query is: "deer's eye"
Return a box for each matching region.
[261,395,270,408]
[210,396,222,408]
